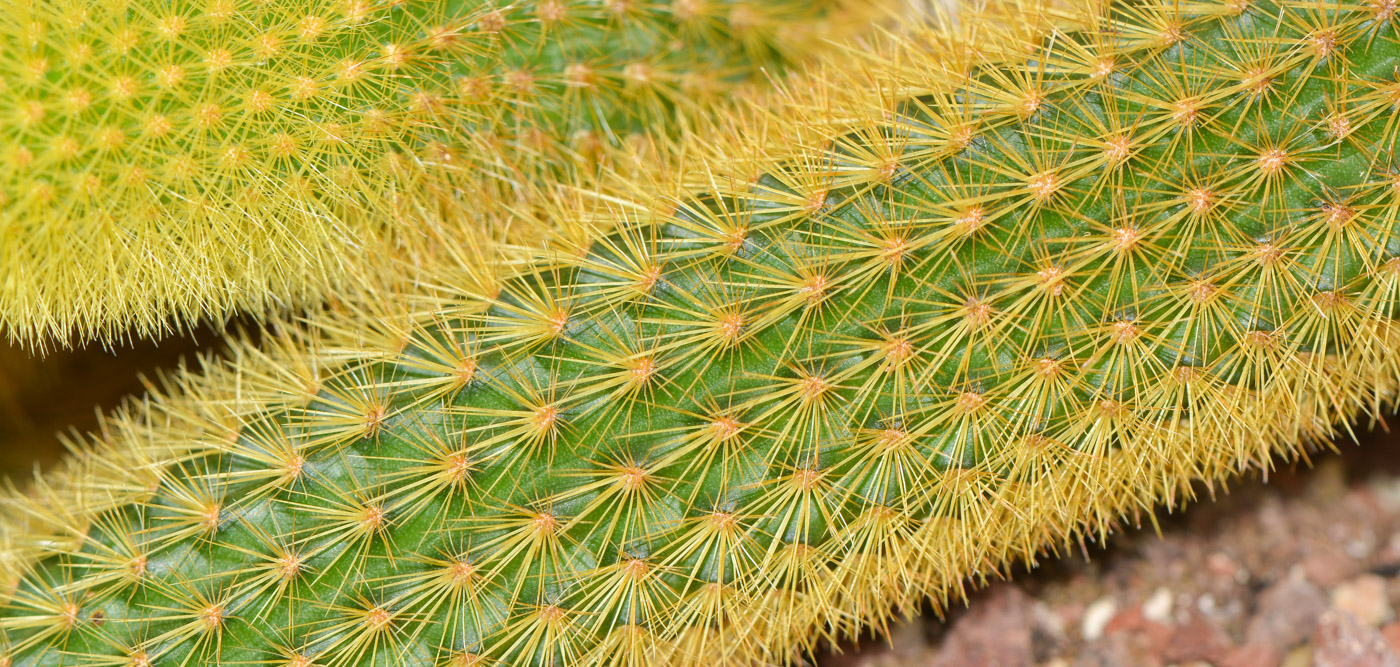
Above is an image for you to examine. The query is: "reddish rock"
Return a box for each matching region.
[931,585,1033,667]
[1313,609,1400,667]
[1246,575,1327,651]
[1219,642,1284,667]
[1102,605,1173,656]
[1104,606,1144,635]
[1161,616,1231,664]
[1382,622,1400,655]
[1303,548,1365,588]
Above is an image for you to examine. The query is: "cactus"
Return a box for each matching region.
[0,0,850,349]
[5,0,1400,664]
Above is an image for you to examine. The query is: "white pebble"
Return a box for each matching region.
[1142,587,1174,623]
[1082,597,1118,641]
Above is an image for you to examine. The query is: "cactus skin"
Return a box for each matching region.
[6,0,1400,664]
[0,0,844,350]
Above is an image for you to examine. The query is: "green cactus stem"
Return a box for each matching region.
[4,0,1400,665]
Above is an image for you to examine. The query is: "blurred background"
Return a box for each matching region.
[0,326,238,478]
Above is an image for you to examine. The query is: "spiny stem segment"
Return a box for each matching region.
[5,0,1400,665]
[0,0,844,349]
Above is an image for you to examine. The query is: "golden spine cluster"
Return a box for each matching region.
[5,0,1400,665]
[0,0,850,349]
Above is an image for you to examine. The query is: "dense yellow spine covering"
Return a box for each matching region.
[4,0,1400,665]
[0,0,851,349]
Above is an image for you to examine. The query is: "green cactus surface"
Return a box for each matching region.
[6,0,1400,664]
[0,0,847,349]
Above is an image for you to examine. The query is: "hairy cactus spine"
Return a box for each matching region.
[6,0,1400,665]
[0,0,848,349]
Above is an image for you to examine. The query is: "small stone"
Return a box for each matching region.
[1102,605,1173,656]
[1384,622,1400,655]
[1082,597,1118,641]
[1247,574,1327,651]
[1072,633,1162,667]
[931,585,1033,667]
[1219,642,1284,667]
[1031,601,1067,661]
[1142,587,1174,623]
[1332,574,1394,628]
[1345,533,1377,561]
[1162,616,1231,664]
[1104,606,1144,635]
[1313,609,1400,667]
[1208,552,1242,578]
[1303,548,1365,588]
